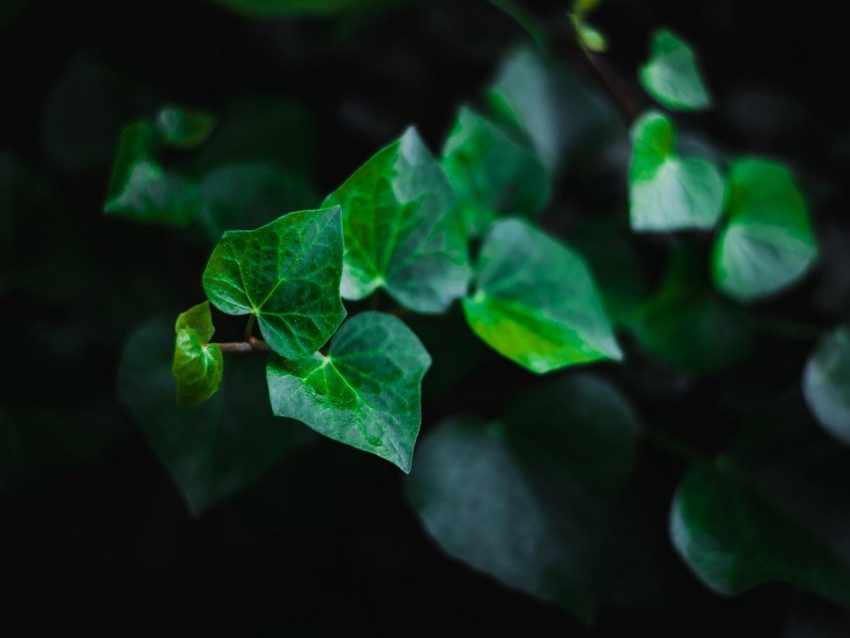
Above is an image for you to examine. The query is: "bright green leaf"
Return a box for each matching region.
[117,318,313,515]
[712,158,818,301]
[440,106,550,237]
[639,29,711,111]
[155,106,216,149]
[267,311,431,473]
[462,218,622,374]
[629,111,724,231]
[202,207,346,359]
[323,127,470,313]
[172,301,223,408]
[803,326,850,445]
[407,374,639,622]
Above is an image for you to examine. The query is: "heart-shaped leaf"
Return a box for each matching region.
[202,207,346,359]
[172,301,223,408]
[462,218,621,373]
[267,311,431,472]
[639,29,711,111]
[629,111,724,231]
[803,326,850,445]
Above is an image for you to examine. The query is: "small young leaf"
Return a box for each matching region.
[267,311,431,473]
[154,106,216,149]
[803,326,850,445]
[172,301,223,408]
[712,158,818,302]
[407,375,639,622]
[629,111,724,231]
[440,106,550,237]
[639,29,711,111]
[462,218,622,374]
[323,127,470,313]
[570,13,607,52]
[203,207,346,359]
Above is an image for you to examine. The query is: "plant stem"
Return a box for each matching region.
[577,43,639,124]
[244,313,257,342]
[216,337,271,354]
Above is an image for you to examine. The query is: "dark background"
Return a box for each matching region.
[1,0,848,633]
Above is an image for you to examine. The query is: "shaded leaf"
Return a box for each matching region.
[323,127,470,313]
[203,207,346,359]
[803,326,850,445]
[712,158,818,301]
[462,218,622,374]
[629,111,724,231]
[155,106,216,149]
[267,311,431,472]
[172,301,223,408]
[639,29,711,111]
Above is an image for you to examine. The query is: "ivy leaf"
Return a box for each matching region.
[266,311,431,473]
[671,445,850,606]
[117,318,314,515]
[440,106,550,237]
[323,127,470,313]
[406,375,639,622]
[462,218,622,374]
[803,326,850,445]
[202,207,346,359]
[154,106,216,149]
[712,158,818,302]
[629,111,724,231]
[172,301,223,408]
[639,29,711,111]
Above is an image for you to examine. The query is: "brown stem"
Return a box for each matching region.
[216,337,271,354]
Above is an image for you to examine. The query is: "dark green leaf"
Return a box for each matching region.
[629,111,724,231]
[203,207,346,359]
[323,127,470,313]
[267,311,431,473]
[440,106,550,237]
[172,301,223,408]
[462,218,622,374]
[407,374,639,622]
[803,326,850,445]
[639,29,711,111]
[117,318,313,515]
[712,158,818,301]
[154,106,216,149]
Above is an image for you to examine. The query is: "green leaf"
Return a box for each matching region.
[803,326,850,445]
[103,122,202,227]
[207,0,415,17]
[671,448,850,606]
[570,13,607,52]
[154,107,216,149]
[629,111,724,231]
[406,374,639,622]
[323,127,470,313]
[462,218,621,374]
[267,311,431,472]
[172,301,223,408]
[639,29,711,111]
[203,207,346,359]
[712,158,818,302]
[117,318,314,515]
[440,106,550,237]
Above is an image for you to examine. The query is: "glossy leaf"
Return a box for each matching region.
[462,218,622,374]
[267,311,431,472]
[117,318,313,515]
[172,301,223,408]
[629,111,724,231]
[440,106,550,237]
[323,127,470,313]
[154,107,215,149]
[803,326,850,445]
[639,29,711,111]
[203,207,346,359]
[712,158,818,301]
[407,375,639,621]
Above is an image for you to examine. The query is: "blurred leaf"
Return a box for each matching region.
[172,302,223,408]
[629,111,724,231]
[206,0,416,17]
[203,207,346,359]
[634,246,754,375]
[572,0,603,16]
[117,318,313,515]
[154,107,216,149]
[440,106,550,238]
[267,311,431,472]
[199,162,317,242]
[407,374,639,622]
[462,218,622,374]
[323,127,470,313]
[571,14,607,52]
[639,29,711,111]
[712,158,818,302]
[803,326,850,445]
